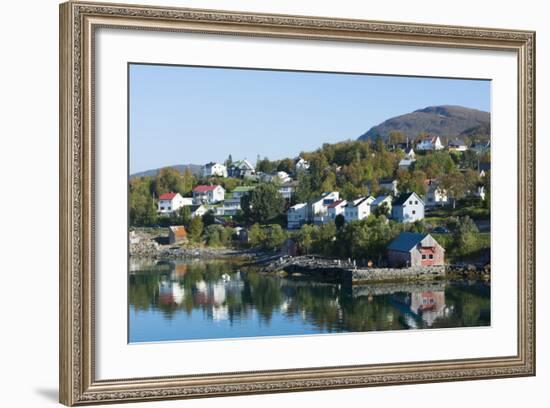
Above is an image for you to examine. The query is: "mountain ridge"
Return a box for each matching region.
[358,105,491,141]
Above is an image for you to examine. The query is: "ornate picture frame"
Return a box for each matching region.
[59,1,535,405]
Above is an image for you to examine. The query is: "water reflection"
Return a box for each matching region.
[129,259,490,342]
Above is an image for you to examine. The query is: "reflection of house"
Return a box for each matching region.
[424,179,448,207]
[387,232,445,267]
[168,225,187,244]
[344,196,375,222]
[287,203,307,229]
[417,135,443,151]
[409,290,447,326]
[391,192,424,222]
[202,162,228,178]
[158,280,186,305]
[192,185,225,203]
[158,192,190,215]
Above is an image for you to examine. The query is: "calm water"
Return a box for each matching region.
[128,259,490,343]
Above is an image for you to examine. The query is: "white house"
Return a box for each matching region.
[371,195,393,215]
[192,185,225,204]
[228,160,255,178]
[405,147,416,160]
[157,192,188,215]
[379,178,399,196]
[344,196,375,222]
[470,140,491,154]
[425,179,449,207]
[327,200,347,222]
[391,192,425,223]
[202,162,228,178]
[190,204,208,218]
[278,181,298,200]
[416,136,444,151]
[295,157,310,172]
[287,203,308,229]
[310,192,340,223]
[447,139,468,152]
[215,196,241,216]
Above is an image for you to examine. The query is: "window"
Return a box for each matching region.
[160,207,165,210]
[429,254,434,259]
[409,200,412,205]
[422,254,427,259]
[415,200,418,205]
[412,210,416,215]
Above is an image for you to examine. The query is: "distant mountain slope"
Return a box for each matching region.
[130,164,202,179]
[358,105,490,141]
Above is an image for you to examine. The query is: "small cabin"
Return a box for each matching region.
[387,232,445,267]
[168,225,187,244]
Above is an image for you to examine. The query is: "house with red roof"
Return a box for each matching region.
[327,199,347,222]
[157,192,192,215]
[192,185,225,204]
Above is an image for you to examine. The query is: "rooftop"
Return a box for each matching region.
[193,185,221,193]
[387,232,428,252]
[159,192,178,200]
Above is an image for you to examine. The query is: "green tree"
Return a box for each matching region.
[388,130,405,148]
[441,171,467,209]
[256,157,275,173]
[178,205,192,226]
[277,158,295,174]
[241,183,285,224]
[129,177,157,226]
[264,225,286,251]
[188,216,204,242]
[154,167,184,196]
[453,216,479,255]
[296,224,314,255]
[335,214,346,230]
[202,210,216,227]
[248,223,266,247]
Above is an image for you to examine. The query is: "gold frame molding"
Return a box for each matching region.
[59,1,536,405]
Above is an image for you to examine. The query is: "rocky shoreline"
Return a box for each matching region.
[258,255,490,284]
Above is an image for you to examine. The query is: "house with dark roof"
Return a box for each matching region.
[387,232,445,267]
[344,196,375,222]
[391,192,425,223]
[448,139,468,152]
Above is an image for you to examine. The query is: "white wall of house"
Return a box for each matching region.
[310,192,340,218]
[193,186,225,204]
[287,203,308,229]
[202,162,228,178]
[392,193,425,222]
[425,185,449,207]
[327,201,347,221]
[344,196,374,222]
[157,193,186,215]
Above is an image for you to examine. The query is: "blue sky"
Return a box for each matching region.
[129,64,490,174]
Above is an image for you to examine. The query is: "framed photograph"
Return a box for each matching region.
[59,1,536,405]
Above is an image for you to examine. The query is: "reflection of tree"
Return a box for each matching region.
[129,260,491,335]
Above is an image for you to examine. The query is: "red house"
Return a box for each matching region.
[387,232,445,267]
